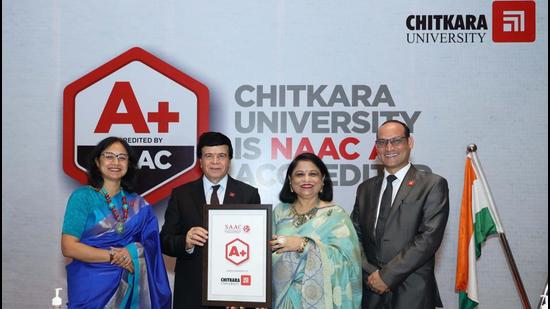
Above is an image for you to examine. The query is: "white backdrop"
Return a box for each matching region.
[2,1,548,308]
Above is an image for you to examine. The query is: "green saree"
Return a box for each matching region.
[272,203,362,308]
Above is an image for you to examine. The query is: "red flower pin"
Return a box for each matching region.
[407,180,415,187]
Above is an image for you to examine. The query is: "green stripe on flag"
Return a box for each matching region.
[474,207,498,258]
[459,291,479,309]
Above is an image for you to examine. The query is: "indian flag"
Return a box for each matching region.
[455,151,504,309]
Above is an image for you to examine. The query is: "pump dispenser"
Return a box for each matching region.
[51,288,62,308]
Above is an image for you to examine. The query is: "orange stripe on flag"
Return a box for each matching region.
[455,157,477,291]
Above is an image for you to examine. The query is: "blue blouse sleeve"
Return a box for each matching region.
[62,187,92,239]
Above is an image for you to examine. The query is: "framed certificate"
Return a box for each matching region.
[202,204,272,307]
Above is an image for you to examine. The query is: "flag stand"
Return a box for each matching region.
[467,144,532,309]
[537,278,547,309]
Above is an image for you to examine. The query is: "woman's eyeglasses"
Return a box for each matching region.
[101,152,129,162]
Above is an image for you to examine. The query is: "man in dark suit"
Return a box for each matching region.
[160,132,261,309]
[351,120,449,309]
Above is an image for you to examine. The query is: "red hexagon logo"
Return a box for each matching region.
[63,47,209,204]
[225,238,250,266]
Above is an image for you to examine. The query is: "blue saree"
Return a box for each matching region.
[62,186,171,309]
[272,203,362,309]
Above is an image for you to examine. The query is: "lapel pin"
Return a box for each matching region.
[407,180,415,187]
[229,192,236,198]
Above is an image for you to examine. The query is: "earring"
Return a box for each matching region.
[290,182,294,193]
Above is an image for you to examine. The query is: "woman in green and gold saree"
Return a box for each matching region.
[271,152,362,309]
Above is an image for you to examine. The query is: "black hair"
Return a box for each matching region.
[378,120,411,138]
[196,132,233,159]
[87,136,138,192]
[279,152,333,203]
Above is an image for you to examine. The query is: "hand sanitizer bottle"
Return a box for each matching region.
[51,288,63,308]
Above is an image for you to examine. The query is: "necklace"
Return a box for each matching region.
[290,203,319,227]
[101,187,129,234]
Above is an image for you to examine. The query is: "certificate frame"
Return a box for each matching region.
[202,204,272,307]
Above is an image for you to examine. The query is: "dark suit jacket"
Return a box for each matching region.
[160,176,261,309]
[351,165,449,309]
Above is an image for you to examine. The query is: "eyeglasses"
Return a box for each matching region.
[101,152,129,162]
[375,136,408,148]
[202,153,228,161]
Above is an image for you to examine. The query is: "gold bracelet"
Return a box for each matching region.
[297,237,309,253]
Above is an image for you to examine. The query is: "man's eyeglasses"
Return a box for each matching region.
[202,153,228,161]
[375,136,408,148]
[101,152,129,162]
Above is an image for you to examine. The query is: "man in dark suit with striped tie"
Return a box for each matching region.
[160,132,261,309]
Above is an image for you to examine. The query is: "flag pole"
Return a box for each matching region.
[467,144,532,309]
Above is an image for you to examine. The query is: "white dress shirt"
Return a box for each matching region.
[373,162,412,231]
[202,174,228,205]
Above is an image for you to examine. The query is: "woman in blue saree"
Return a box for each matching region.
[271,153,362,308]
[61,137,171,308]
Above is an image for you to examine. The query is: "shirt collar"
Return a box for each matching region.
[203,174,228,191]
[384,162,411,182]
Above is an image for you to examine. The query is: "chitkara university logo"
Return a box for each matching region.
[241,275,251,286]
[63,47,209,204]
[493,0,536,42]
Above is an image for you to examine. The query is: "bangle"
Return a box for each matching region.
[108,249,115,262]
[297,237,309,253]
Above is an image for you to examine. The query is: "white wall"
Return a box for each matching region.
[2,0,547,307]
